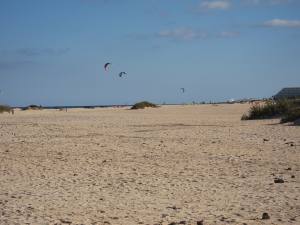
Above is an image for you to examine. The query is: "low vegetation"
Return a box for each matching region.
[0,105,12,114]
[131,101,158,110]
[281,107,300,123]
[242,99,300,124]
[22,105,43,110]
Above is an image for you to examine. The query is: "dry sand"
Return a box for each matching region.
[0,104,299,225]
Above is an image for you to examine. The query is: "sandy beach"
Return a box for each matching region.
[0,104,299,225]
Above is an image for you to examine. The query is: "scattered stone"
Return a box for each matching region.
[219,216,226,221]
[262,213,270,220]
[274,178,284,183]
[286,167,292,171]
[168,222,177,225]
[59,219,72,224]
[167,206,181,210]
[196,220,204,225]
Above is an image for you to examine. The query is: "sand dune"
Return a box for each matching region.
[0,104,299,225]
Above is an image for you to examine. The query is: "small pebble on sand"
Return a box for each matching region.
[262,213,270,220]
[274,178,284,183]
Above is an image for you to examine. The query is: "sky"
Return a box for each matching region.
[0,0,299,106]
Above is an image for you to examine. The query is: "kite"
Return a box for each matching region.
[104,63,111,71]
[119,72,127,77]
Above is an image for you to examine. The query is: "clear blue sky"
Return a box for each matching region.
[0,0,299,106]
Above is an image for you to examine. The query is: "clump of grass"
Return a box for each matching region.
[29,104,42,109]
[242,100,290,120]
[280,108,300,123]
[22,104,43,110]
[241,113,250,120]
[0,105,12,114]
[131,101,157,110]
[242,99,300,123]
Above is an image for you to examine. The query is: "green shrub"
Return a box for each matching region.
[241,99,297,120]
[241,113,250,120]
[0,105,12,114]
[281,108,300,123]
[131,101,157,110]
[22,105,43,110]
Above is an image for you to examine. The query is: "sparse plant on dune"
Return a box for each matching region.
[242,99,300,123]
[280,108,300,123]
[0,105,13,114]
[131,101,158,110]
[22,105,43,110]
